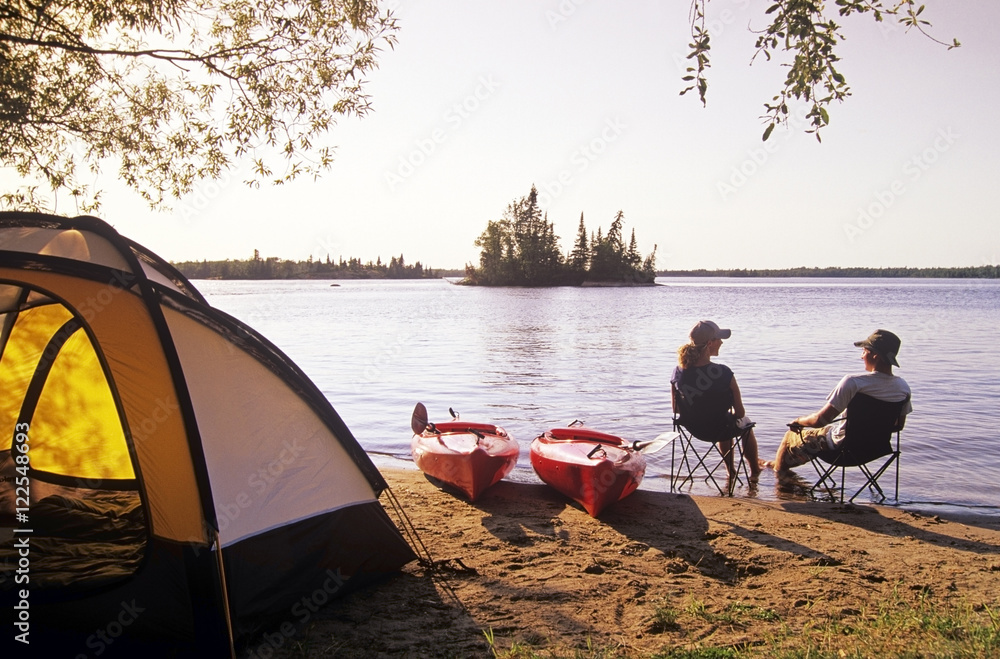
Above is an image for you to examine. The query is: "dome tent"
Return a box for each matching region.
[0,212,415,655]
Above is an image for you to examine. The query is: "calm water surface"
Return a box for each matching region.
[198,278,1000,517]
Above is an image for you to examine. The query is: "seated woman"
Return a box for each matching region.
[671,320,761,482]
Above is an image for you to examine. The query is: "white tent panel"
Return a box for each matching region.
[162,305,378,546]
[0,227,131,270]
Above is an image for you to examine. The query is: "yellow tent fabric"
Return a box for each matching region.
[1,301,131,479]
[0,268,207,543]
[32,319,134,480]
[0,303,69,452]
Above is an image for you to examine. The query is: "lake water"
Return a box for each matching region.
[197,277,1000,517]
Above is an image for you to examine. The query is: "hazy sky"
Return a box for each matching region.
[67,1,1000,270]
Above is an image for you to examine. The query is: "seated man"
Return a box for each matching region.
[772,329,912,477]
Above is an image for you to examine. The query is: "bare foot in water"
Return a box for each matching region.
[775,468,797,482]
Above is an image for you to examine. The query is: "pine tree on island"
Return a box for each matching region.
[463,185,657,286]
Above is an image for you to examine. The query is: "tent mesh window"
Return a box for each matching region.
[1,284,146,591]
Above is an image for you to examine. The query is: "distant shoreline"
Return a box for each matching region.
[178,264,999,280]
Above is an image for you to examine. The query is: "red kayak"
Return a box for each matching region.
[410,404,519,501]
[530,425,646,517]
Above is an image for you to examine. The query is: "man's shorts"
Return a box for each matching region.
[781,425,834,469]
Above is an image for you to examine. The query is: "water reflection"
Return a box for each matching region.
[199,278,1000,517]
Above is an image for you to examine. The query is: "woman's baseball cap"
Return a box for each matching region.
[690,320,731,346]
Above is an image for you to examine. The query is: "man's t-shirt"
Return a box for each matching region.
[827,371,912,411]
[825,371,912,445]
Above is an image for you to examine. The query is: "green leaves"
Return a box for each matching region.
[685,0,958,141]
[679,1,711,106]
[0,0,398,210]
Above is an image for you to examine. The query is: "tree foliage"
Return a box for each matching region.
[568,213,590,276]
[682,1,959,141]
[588,212,658,284]
[466,186,657,287]
[0,0,397,211]
[469,186,564,286]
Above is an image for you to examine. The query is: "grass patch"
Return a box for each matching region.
[649,599,681,633]
[718,602,780,625]
[680,599,779,626]
[482,595,999,659]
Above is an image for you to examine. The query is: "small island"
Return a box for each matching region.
[461,185,657,286]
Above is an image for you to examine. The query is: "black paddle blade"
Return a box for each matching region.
[449,407,459,420]
[411,402,429,435]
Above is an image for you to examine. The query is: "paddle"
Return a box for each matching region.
[411,402,430,435]
[631,431,680,454]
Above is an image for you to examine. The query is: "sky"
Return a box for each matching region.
[38,1,1000,270]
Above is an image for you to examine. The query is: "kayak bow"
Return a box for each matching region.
[411,405,519,501]
[530,425,646,517]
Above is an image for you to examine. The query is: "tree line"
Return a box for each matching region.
[172,251,436,280]
[659,266,1000,279]
[462,186,657,286]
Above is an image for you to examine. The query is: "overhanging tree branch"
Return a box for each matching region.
[683,0,959,141]
[0,0,398,212]
[0,30,276,80]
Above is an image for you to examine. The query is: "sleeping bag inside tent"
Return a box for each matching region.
[0,212,416,653]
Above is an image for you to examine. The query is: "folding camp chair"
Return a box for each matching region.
[669,383,754,496]
[807,393,909,503]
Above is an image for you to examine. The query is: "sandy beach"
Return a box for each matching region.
[255,467,1000,658]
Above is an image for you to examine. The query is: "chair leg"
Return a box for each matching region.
[670,435,680,490]
[894,449,900,501]
[823,430,904,504]
[671,434,727,496]
[847,453,899,503]
[722,439,748,496]
[709,443,735,496]
[670,434,702,492]
[694,442,729,496]
[808,462,842,502]
[670,428,753,497]
[710,438,747,496]
[672,436,700,491]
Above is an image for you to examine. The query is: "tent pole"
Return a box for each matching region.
[214,530,238,659]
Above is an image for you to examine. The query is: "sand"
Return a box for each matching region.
[256,467,1000,658]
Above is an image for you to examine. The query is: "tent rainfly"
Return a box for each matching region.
[0,212,416,655]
